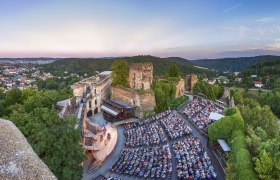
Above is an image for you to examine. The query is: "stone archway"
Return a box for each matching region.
[87,110,93,117]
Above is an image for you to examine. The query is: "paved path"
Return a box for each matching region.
[175,111,226,180]
[83,126,125,180]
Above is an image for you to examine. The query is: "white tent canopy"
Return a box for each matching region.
[218,139,231,152]
[209,112,225,121]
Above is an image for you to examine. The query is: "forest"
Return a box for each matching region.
[42,55,216,77]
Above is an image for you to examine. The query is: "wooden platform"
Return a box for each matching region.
[92,124,118,161]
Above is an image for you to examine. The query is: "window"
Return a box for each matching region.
[89,101,92,108]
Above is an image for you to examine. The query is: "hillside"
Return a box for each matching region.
[240,57,280,77]
[191,55,280,72]
[42,55,216,77]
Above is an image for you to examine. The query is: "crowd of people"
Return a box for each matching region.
[180,97,223,131]
[124,121,167,147]
[160,113,192,140]
[173,136,217,179]
[111,144,172,179]
[124,110,172,130]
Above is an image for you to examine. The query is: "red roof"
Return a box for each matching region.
[254,81,263,84]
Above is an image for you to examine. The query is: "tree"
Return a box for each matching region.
[4,88,22,106]
[24,91,55,113]
[9,108,85,179]
[239,105,279,138]
[168,63,181,77]
[111,60,129,87]
[255,151,273,180]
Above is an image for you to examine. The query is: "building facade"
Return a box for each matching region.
[72,71,112,117]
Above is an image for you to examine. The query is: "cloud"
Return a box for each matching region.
[223,3,242,13]
[255,17,278,24]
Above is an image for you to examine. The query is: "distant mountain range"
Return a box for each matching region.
[2,55,280,75]
[240,59,280,77]
[41,55,216,77]
[191,55,280,72]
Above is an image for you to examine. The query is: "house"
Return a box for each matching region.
[251,75,257,78]
[208,79,216,85]
[254,81,263,88]
[235,78,243,82]
[203,77,208,81]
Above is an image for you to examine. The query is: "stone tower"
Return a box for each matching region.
[185,74,198,94]
[128,63,153,90]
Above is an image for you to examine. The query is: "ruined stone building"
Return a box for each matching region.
[111,86,156,118]
[185,74,198,94]
[72,71,112,117]
[175,79,185,98]
[128,63,153,90]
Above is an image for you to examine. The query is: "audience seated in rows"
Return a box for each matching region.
[124,121,167,147]
[111,145,172,179]
[180,97,223,130]
[173,136,217,179]
[160,113,192,139]
[124,110,172,130]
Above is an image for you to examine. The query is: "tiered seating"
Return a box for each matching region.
[160,113,192,139]
[111,145,172,178]
[181,97,223,130]
[124,121,167,147]
[124,110,172,130]
[172,136,217,179]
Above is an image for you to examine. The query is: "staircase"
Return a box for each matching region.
[87,160,102,174]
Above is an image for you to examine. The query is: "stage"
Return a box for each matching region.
[92,124,118,161]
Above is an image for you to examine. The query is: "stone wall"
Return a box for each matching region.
[111,86,156,118]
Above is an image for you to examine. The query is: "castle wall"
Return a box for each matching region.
[111,86,156,118]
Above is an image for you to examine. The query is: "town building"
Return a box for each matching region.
[254,81,263,88]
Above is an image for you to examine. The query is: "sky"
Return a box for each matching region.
[0,0,280,59]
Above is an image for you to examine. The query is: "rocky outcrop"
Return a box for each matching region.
[0,119,56,180]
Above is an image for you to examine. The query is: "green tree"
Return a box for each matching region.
[4,88,22,106]
[9,108,85,179]
[168,63,181,77]
[111,60,129,87]
[255,151,273,180]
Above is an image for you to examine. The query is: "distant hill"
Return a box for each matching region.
[42,55,216,77]
[191,55,280,72]
[240,57,280,77]
[0,58,60,64]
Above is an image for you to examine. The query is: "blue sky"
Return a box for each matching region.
[0,0,280,59]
